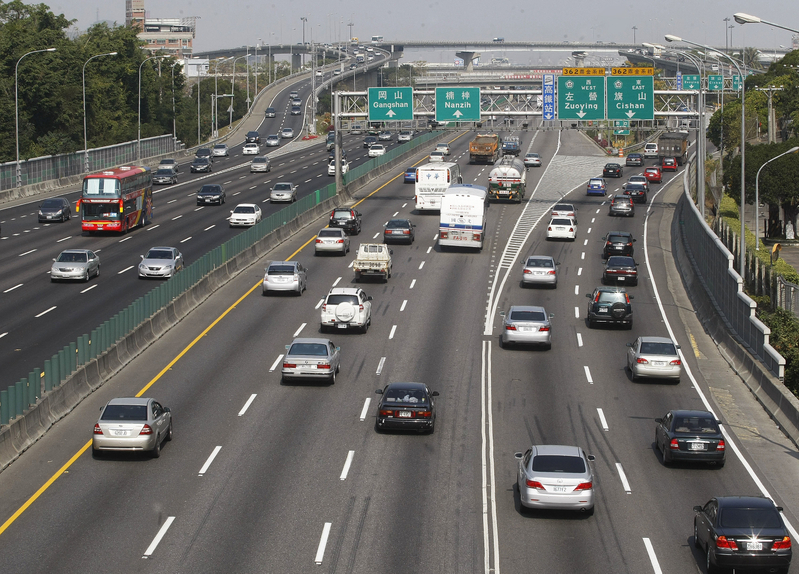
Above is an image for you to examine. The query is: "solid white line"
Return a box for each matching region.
[3,283,22,293]
[376,357,386,375]
[35,306,57,318]
[642,538,663,574]
[19,249,36,256]
[577,267,582,276]
[147,224,160,231]
[198,446,222,476]
[180,237,192,243]
[238,394,257,416]
[389,325,397,339]
[314,523,332,564]
[56,236,72,243]
[204,225,215,231]
[359,397,371,421]
[332,276,341,287]
[418,261,425,270]
[577,333,583,347]
[597,408,609,431]
[118,266,134,274]
[315,298,324,309]
[410,279,416,289]
[574,307,579,319]
[574,285,579,295]
[269,354,284,372]
[143,516,175,557]
[293,323,306,337]
[400,300,407,312]
[584,365,593,384]
[80,284,97,294]
[616,462,632,493]
[340,451,355,480]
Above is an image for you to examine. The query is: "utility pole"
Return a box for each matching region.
[632,26,637,44]
[300,17,307,68]
[347,21,354,43]
[755,86,784,143]
[723,17,731,52]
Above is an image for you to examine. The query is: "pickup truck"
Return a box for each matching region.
[353,243,393,282]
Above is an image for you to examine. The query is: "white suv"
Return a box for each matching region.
[643,143,658,159]
[320,287,372,333]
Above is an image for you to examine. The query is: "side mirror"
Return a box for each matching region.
[514,452,523,459]
[633,238,637,242]
[629,295,635,300]
[626,342,633,347]
[555,261,561,265]
[285,345,291,350]
[389,249,394,255]
[654,418,662,423]
[585,293,591,298]
[375,388,384,395]
[431,391,439,397]
[549,313,555,319]
[164,407,171,413]
[335,346,341,351]
[367,296,373,301]
[587,455,596,462]
[693,506,703,512]
[140,255,145,260]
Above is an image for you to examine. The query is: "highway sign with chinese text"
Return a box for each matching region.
[707,75,723,91]
[611,67,654,76]
[435,87,480,122]
[614,130,630,135]
[557,76,605,120]
[676,71,682,90]
[562,67,605,76]
[368,87,413,121]
[682,75,701,90]
[733,76,742,91]
[607,76,654,120]
[542,74,555,120]
[614,120,630,128]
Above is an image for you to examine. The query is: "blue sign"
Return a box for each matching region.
[542,74,555,120]
[676,71,682,90]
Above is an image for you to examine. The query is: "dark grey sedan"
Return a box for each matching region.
[38,198,72,222]
[375,382,438,434]
[153,167,178,185]
[383,219,415,244]
[196,184,226,205]
[655,409,724,465]
[190,157,213,173]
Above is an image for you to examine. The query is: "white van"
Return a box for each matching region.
[415,162,462,212]
[643,143,658,159]
[439,184,488,251]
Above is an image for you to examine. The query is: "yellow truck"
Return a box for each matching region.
[469,134,500,164]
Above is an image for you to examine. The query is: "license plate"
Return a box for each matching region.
[111,430,129,436]
[653,361,666,366]
[534,271,545,275]
[499,190,508,195]
[519,327,534,332]
[47,215,53,219]
[598,308,608,313]
[337,324,347,329]
[552,486,568,493]
[618,277,625,281]
[392,230,403,234]
[205,198,212,202]
[745,542,762,551]
[689,442,706,451]
[398,411,411,418]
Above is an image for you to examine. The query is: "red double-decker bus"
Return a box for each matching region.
[78,166,153,233]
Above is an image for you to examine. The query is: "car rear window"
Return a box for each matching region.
[326,294,358,305]
[719,508,782,529]
[532,455,586,473]
[333,211,353,220]
[510,310,546,321]
[672,415,718,433]
[101,404,148,421]
[268,265,295,275]
[607,235,629,243]
[288,344,328,356]
[553,204,573,211]
[384,388,428,404]
[607,256,635,267]
[551,218,573,226]
[589,179,604,185]
[234,206,256,213]
[526,258,553,268]
[640,342,677,355]
[318,229,342,238]
[597,291,626,303]
[387,220,408,228]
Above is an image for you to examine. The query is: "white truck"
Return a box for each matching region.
[353,243,393,282]
[487,156,527,203]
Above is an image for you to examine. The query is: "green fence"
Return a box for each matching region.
[0,130,443,426]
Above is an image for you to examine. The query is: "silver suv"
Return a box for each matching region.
[320,287,372,333]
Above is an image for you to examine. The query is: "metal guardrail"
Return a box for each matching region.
[776,276,799,317]
[0,129,442,426]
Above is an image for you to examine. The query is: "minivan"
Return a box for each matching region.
[643,143,658,159]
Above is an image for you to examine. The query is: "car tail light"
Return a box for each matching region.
[625,294,631,304]
[447,172,451,183]
[317,364,331,370]
[505,325,517,331]
[574,482,593,491]
[594,293,601,303]
[716,439,726,451]
[569,228,574,232]
[379,409,394,417]
[473,233,481,241]
[523,269,532,274]
[548,226,553,231]
[336,239,344,244]
[139,424,153,435]
[669,438,680,450]
[415,172,419,182]
[627,242,633,246]
[415,410,432,418]
[548,270,556,275]
[568,212,575,217]
[283,363,297,369]
[669,359,682,365]
[715,536,738,550]
[539,326,550,332]
[93,424,103,435]
[359,304,364,311]
[403,229,410,235]
[636,358,649,364]
[440,231,448,239]
[315,238,323,243]
[772,537,792,550]
[525,479,544,490]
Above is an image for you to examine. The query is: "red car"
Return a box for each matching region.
[644,167,662,183]
[661,157,678,172]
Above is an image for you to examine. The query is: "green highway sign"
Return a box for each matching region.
[682,75,701,90]
[435,87,481,122]
[708,75,723,91]
[732,75,742,91]
[368,87,414,121]
[607,76,654,121]
[614,120,630,128]
[557,76,606,120]
[613,130,630,135]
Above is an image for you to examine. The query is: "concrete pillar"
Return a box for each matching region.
[292,53,302,72]
[456,51,480,72]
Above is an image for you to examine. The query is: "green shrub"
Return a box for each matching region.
[758,307,799,394]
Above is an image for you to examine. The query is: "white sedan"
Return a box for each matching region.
[429,150,445,162]
[229,203,262,227]
[368,144,386,157]
[281,127,294,139]
[545,217,576,241]
[435,142,451,155]
[212,144,229,157]
[328,159,350,175]
[243,143,260,155]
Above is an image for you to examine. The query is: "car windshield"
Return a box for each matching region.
[510,310,546,321]
[640,342,677,355]
[56,252,87,263]
[597,291,627,303]
[145,250,172,259]
[288,343,328,356]
[318,229,342,238]
[101,404,147,421]
[384,387,428,404]
[273,183,292,191]
[268,265,295,275]
[532,455,586,473]
[252,158,267,163]
[155,169,173,175]
[326,294,358,305]
[193,158,209,165]
[234,206,256,214]
[719,508,782,529]
[41,199,64,208]
[199,185,220,193]
[607,257,635,267]
[526,258,553,268]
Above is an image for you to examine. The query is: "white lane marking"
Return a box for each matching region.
[359,397,371,421]
[19,249,37,256]
[595,208,600,214]
[35,306,57,318]
[4,284,23,293]
[597,408,609,431]
[56,236,72,243]
[577,267,582,276]
[315,298,324,309]
[574,306,579,319]
[616,462,632,493]
[581,252,585,260]
[223,180,232,184]
[238,394,257,416]
[167,199,177,204]
[584,365,593,384]
[118,266,134,274]
[204,225,215,231]
[376,357,386,375]
[433,234,439,241]
[400,300,407,312]
[426,246,432,254]
[587,227,592,234]
[198,446,222,476]
[233,191,241,196]
[314,523,332,564]
[269,354,284,372]
[348,261,354,268]
[389,325,397,340]
[119,236,132,243]
[583,239,588,246]
[574,285,579,295]
[249,186,257,190]
[591,217,595,223]
[392,211,399,217]
[419,261,425,270]
[332,276,341,287]
[642,538,663,574]
[180,237,192,243]
[577,333,583,347]
[340,451,355,480]
[402,203,407,208]
[0,332,6,339]
[171,215,182,220]
[142,516,175,557]
[373,233,379,239]
[80,284,97,294]
[147,224,161,231]
[481,340,501,574]
[410,279,416,289]
[293,323,306,337]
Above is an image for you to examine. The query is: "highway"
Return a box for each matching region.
[1,123,799,574]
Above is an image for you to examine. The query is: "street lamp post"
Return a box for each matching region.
[666,34,748,273]
[755,146,799,250]
[301,17,307,68]
[138,54,161,160]
[255,40,261,97]
[734,13,799,35]
[171,61,180,140]
[724,17,731,52]
[632,26,637,44]
[231,54,248,119]
[82,51,117,173]
[16,47,56,187]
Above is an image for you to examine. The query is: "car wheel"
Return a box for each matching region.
[361,318,369,334]
[330,369,336,384]
[166,420,173,442]
[693,521,701,548]
[588,319,596,329]
[95,265,100,278]
[84,270,90,282]
[151,435,161,458]
[706,548,719,574]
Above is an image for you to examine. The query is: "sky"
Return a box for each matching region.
[47,0,799,64]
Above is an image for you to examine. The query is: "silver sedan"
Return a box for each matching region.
[315,228,350,255]
[281,338,341,384]
[626,336,682,381]
[501,306,553,349]
[51,249,100,282]
[515,445,595,513]
[92,397,172,458]
[270,182,297,203]
[262,261,307,295]
[522,255,559,288]
[138,246,183,279]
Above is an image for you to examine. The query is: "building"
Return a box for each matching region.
[126,1,197,59]
[125,0,144,31]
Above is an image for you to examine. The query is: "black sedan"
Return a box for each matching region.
[375,382,439,434]
[383,219,415,244]
[196,184,226,205]
[623,183,648,204]
[694,496,792,573]
[602,231,636,258]
[602,256,638,286]
[625,153,643,166]
[38,197,72,222]
[603,163,623,178]
[655,409,725,466]
[190,157,213,173]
